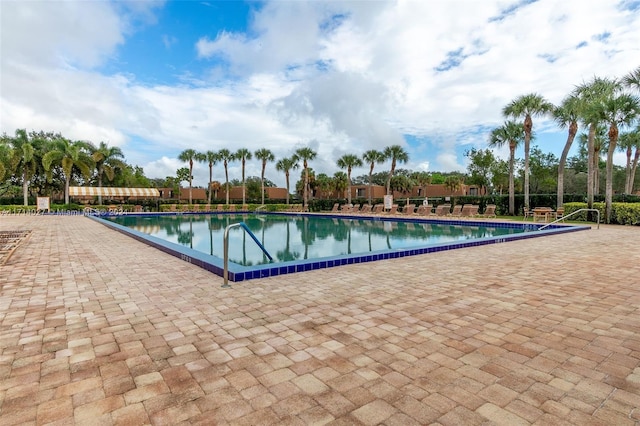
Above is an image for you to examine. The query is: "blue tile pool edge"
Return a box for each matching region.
[89,213,591,283]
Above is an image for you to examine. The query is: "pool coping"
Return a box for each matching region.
[89,212,591,282]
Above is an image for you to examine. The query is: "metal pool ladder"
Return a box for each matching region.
[222,222,273,287]
[538,208,600,230]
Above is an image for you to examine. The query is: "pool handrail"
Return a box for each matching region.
[223,221,273,287]
[538,208,600,230]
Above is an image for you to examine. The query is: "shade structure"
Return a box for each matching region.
[68,187,160,197]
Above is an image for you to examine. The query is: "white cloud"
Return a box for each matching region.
[1,0,639,190]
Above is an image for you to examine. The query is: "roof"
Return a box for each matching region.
[68,187,160,197]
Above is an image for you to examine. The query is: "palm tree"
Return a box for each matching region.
[597,90,640,222]
[178,149,199,204]
[42,137,94,204]
[623,66,640,92]
[294,147,317,209]
[411,171,431,201]
[0,138,10,182]
[90,141,125,205]
[254,148,274,205]
[218,149,235,205]
[382,145,409,195]
[489,121,523,215]
[573,77,617,211]
[552,95,582,208]
[201,151,219,206]
[235,148,252,205]
[619,126,640,193]
[362,149,385,205]
[502,93,554,210]
[336,154,363,204]
[275,156,299,205]
[332,171,348,200]
[5,129,39,206]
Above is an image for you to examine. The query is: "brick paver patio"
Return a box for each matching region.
[1,215,639,425]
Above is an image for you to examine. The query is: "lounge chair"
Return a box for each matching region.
[415,205,428,216]
[402,204,416,215]
[460,204,479,218]
[555,207,564,219]
[431,204,451,217]
[482,204,497,218]
[385,204,398,215]
[448,204,463,217]
[372,204,385,214]
[359,204,372,214]
[216,204,224,212]
[351,204,361,213]
[227,204,236,212]
[339,204,353,213]
[330,203,340,213]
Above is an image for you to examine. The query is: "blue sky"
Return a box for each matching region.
[1,0,639,188]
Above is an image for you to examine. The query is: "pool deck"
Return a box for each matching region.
[1,215,639,425]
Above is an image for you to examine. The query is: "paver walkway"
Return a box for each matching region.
[1,215,639,425]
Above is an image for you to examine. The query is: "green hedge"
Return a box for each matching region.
[563,202,640,225]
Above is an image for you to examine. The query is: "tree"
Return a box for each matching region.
[623,66,640,92]
[489,121,523,215]
[42,138,94,205]
[444,175,463,193]
[411,171,431,200]
[294,147,317,208]
[201,151,219,206]
[503,93,554,210]
[176,167,191,201]
[618,127,640,193]
[361,149,385,205]
[235,148,252,205]
[332,171,348,199]
[275,156,299,205]
[528,146,558,194]
[90,141,125,205]
[178,149,200,204]
[0,138,10,182]
[383,145,409,195]
[5,129,40,206]
[552,95,582,207]
[336,154,363,204]
[314,173,334,198]
[390,174,414,194]
[573,77,618,212]
[254,148,274,205]
[597,89,640,222]
[465,148,496,192]
[218,149,235,205]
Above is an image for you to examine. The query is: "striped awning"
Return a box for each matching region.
[68,187,160,197]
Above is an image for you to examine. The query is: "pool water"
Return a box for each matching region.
[98,212,588,282]
[106,214,525,266]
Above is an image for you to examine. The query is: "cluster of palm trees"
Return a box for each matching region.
[178,144,411,208]
[1,130,126,205]
[489,66,640,222]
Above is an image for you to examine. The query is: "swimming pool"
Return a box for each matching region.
[94,212,589,282]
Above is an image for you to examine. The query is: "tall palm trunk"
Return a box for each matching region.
[630,149,640,193]
[523,115,532,210]
[605,124,619,223]
[587,123,596,210]
[285,172,290,204]
[508,143,515,215]
[22,169,29,206]
[624,146,632,194]
[557,121,577,208]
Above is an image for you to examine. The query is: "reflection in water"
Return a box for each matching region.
[110,214,522,267]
